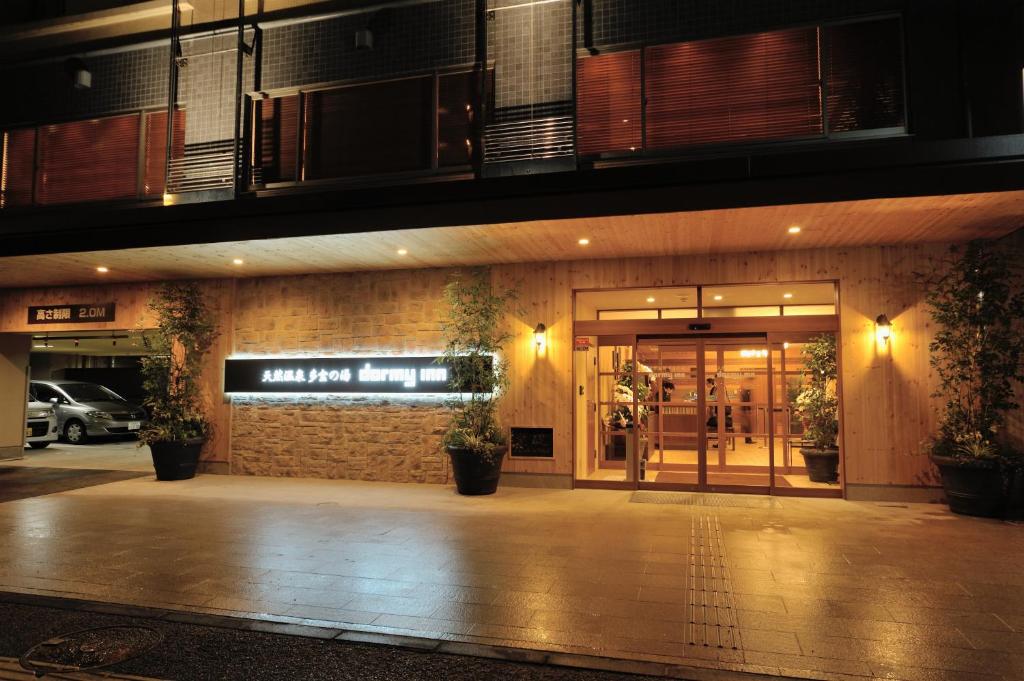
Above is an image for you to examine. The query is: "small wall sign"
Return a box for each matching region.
[510,426,554,458]
[28,303,116,324]
[574,336,591,351]
[224,356,489,394]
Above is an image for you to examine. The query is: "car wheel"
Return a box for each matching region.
[64,420,89,445]
[28,442,50,449]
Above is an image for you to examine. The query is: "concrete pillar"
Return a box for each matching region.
[0,334,31,461]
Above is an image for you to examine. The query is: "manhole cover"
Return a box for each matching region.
[20,626,162,675]
[631,491,782,509]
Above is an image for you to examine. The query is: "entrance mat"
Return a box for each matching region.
[630,491,783,509]
[652,471,792,488]
[0,466,148,503]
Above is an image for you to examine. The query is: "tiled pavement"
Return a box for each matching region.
[0,475,1022,681]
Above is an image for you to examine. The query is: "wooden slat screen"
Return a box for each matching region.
[35,114,140,205]
[1,128,36,208]
[143,110,186,196]
[257,95,298,183]
[825,18,905,133]
[576,50,642,156]
[303,77,433,180]
[437,72,475,168]
[645,27,822,150]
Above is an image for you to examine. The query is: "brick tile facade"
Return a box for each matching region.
[229,268,457,483]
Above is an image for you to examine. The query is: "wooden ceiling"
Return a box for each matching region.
[0,190,1021,289]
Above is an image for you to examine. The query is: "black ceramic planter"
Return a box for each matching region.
[931,455,1007,518]
[150,437,205,481]
[799,447,839,483]
[446,445,507,495]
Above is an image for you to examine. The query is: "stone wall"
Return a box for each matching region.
[229,268,456,483]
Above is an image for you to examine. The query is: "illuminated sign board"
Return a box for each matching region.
[224,356,479,394]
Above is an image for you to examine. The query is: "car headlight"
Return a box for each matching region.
[27,409,54,419]
[86,411,113,420]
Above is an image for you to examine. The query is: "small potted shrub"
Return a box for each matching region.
[922,240,1024,517]
[796,334,840,482]
[139,282,217,481]
[440,271,516,495]
[602,360,650,477]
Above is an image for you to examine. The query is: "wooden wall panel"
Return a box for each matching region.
[495,243,951,488]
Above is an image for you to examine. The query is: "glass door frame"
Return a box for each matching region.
[636,335,774,495]
[574,330,844,498]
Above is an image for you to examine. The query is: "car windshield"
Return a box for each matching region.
[59,384,123,402]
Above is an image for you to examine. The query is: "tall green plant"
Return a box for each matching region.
[139,282,217,445]
[439,270,517,460]
[795,334,839,450]
[922,240,1024,461]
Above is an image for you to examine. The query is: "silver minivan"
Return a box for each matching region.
[29,380,147,444]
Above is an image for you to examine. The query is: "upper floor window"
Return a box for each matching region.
[576,16,906,158]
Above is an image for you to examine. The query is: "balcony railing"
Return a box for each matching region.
[0,16,907,211]
[576,16,907,160]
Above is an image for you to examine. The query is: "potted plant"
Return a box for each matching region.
[602,360,651,478]
[795,334,840,482]
[139,282,217,481]
[440,271,516,495]
[921,240,1024,518]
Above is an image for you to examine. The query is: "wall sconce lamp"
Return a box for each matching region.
[534,323,547,350]
[875,314,892,345]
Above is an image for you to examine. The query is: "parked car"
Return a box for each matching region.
[29,380,147,445]
[25,399,58,449]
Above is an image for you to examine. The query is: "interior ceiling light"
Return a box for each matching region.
[396,248,408,256]
[646,296,656,303]
[577,238,590,246]
[96,266,109,273]
[232,258,244,265]
[713,295,723,301]
[788,226,802,234]
[783,292,794,299]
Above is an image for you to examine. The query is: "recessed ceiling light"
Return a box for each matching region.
[96,266,109,273]
[713,295,723,301]
[397,248,408,256]
[646,296,656,303]
[783,292,793,299]
[232,258,244,265]
[578,238,590,246]
[788,226,801,234]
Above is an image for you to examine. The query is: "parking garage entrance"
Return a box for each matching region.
[1,329,156,479]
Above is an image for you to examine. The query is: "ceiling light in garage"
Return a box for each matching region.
[96,266,109,273]
[397,248,408,256]
[788,226,802,234]
[232,258,244,265]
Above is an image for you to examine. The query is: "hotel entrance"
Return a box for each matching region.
[573,284,843,497]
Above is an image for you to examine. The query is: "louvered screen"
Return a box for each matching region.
[257,95,298,183]
[645,27,822,150]
[438,72,476,168]
[576,50,642,156]
[35,114,140,205]
[303,77,433,180]
[1,128,36,208]
[825,18,905,133]
[143,110,186,196]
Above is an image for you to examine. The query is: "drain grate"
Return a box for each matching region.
[631,491,782,509]
[20,626,162,675]
[686,514,741,650]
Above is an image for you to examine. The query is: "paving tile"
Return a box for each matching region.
[3,474,1023,681]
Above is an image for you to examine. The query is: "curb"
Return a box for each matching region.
[0,590,802,681]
